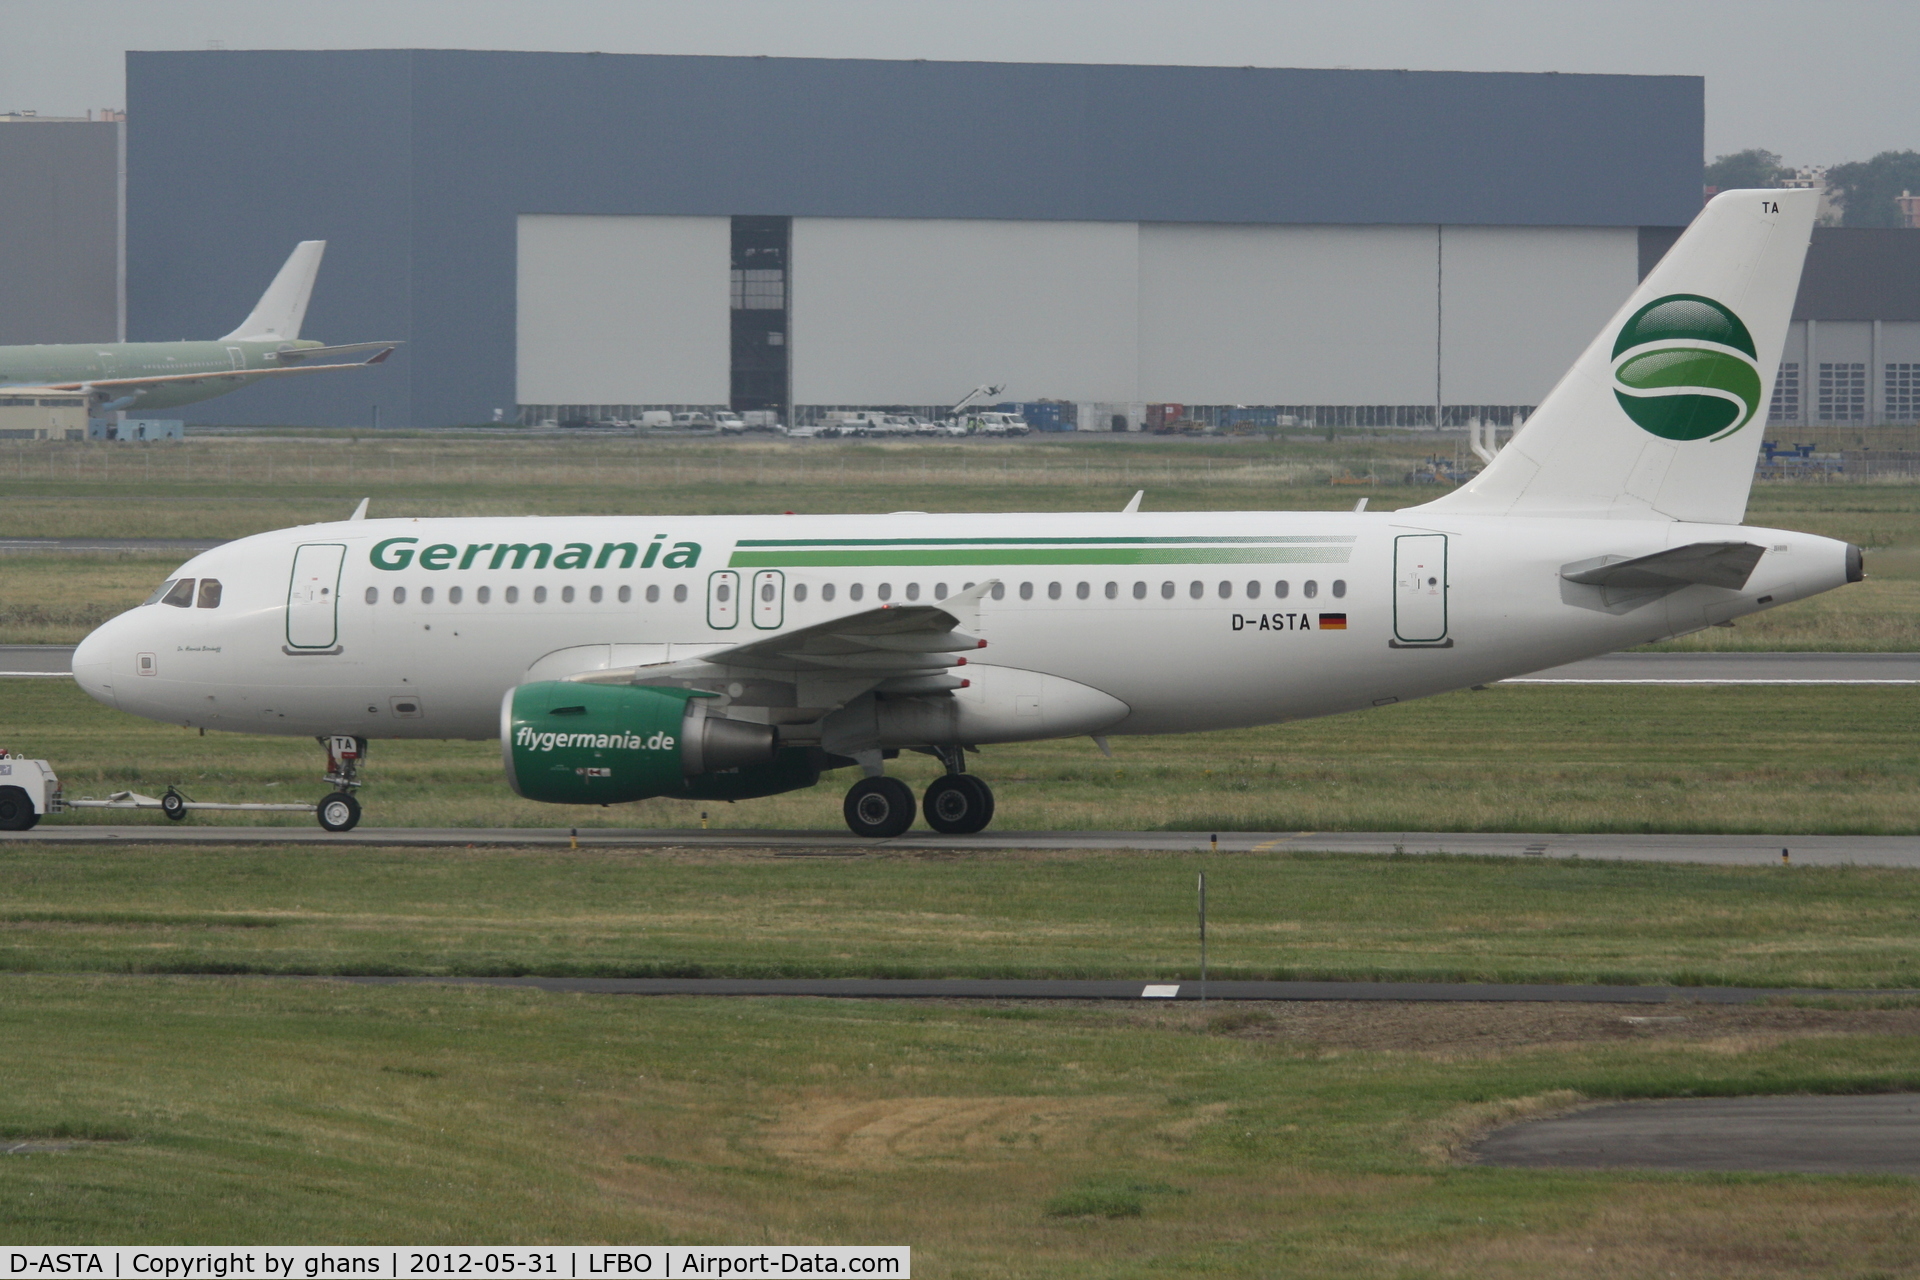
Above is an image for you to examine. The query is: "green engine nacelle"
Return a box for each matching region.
[501,681,807,805]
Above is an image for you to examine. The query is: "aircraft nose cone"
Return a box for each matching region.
[71,625,118,709]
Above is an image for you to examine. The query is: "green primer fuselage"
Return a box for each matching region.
[0,338,326,410]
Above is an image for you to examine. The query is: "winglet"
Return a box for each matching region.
[349,498,369,522]
[1122,490,1144,513]
[221,240,326,342]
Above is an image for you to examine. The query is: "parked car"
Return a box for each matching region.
[714,412,748,434]
[636,411,672,429]
[670,412,715,430]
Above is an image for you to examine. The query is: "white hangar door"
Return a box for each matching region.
[790,218,1140,406]
[516,215,731,407]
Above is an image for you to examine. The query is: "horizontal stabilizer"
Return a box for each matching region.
[1561,541,1766,591]
[273,341,403,363]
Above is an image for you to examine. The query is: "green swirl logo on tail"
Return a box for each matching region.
[1611,294,1763,441]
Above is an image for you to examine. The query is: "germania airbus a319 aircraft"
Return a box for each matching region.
[0,241,395,414]
[63,188,1857,836]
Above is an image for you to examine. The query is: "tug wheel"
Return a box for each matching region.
[0,786,38,831]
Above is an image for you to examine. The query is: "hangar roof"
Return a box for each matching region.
[126,50,1705,425]
[133,49,1702,228]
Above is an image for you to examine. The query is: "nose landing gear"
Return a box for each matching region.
[318,735,366,832]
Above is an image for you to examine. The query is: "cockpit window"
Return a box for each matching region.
[197,579,222,609]
[144,579,179,606]
[160,579,196,608]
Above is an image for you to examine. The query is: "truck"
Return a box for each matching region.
[0,752,56,830]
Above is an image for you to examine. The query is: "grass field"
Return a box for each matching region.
[10,677,1919,834]
[5,840,1920,989]
[3,976,1920,1272]
[4,838,1920,1269]
[4,431,1917,647]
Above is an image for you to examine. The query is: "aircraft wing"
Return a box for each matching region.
[9,347,396,397]
[565,579,998,705]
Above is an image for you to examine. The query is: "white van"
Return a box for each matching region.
[970,412,1030,436]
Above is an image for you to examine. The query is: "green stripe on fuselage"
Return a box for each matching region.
[729,546,1355,567]
[733,535,1357,547]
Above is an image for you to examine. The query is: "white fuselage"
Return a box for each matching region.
[71,509,1853,744]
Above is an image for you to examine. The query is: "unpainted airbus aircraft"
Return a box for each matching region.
[0,241,396,414]
[65,189,1858,836]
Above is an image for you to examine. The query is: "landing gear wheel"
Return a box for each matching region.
[924,774,994,835]
[160,789,188,821]
[0,785,38,831]
[317,791,361,833]
[844,776,917,838]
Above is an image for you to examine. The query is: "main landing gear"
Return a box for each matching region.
[317,735,365,832]
[841,747,995,838]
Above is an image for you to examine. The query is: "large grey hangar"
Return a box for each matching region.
[125,50,1706,429]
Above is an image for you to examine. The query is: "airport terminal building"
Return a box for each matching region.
[110,50,1715,430]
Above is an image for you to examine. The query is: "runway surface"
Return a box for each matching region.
[7,646,1913,681]
[0,644,84,675]
[1471,1095,1920,1176]
[328,974,1892,1005]
[8,825,1919,866]
[1506,650,1920,684]
[0,537,224,554]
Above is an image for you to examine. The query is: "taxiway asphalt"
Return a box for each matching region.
[1471,1094,1920,1176]
[0,537,225,555]
[6,825,1918,867]
[326,974,1896,1005]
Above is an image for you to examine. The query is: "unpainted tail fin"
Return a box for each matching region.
[220,240,326,341]
[1419,189,1816,524]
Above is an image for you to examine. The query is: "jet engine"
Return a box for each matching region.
[502,681,812,805]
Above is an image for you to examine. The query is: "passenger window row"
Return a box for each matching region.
[361,578,1346,607]
[366,583,691,605]
[147,578,222,609]
[993,579,1344,601]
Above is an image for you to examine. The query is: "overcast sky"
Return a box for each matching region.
[4,0,1912,166]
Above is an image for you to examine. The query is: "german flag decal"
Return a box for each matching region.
[1318,613,1348,630]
